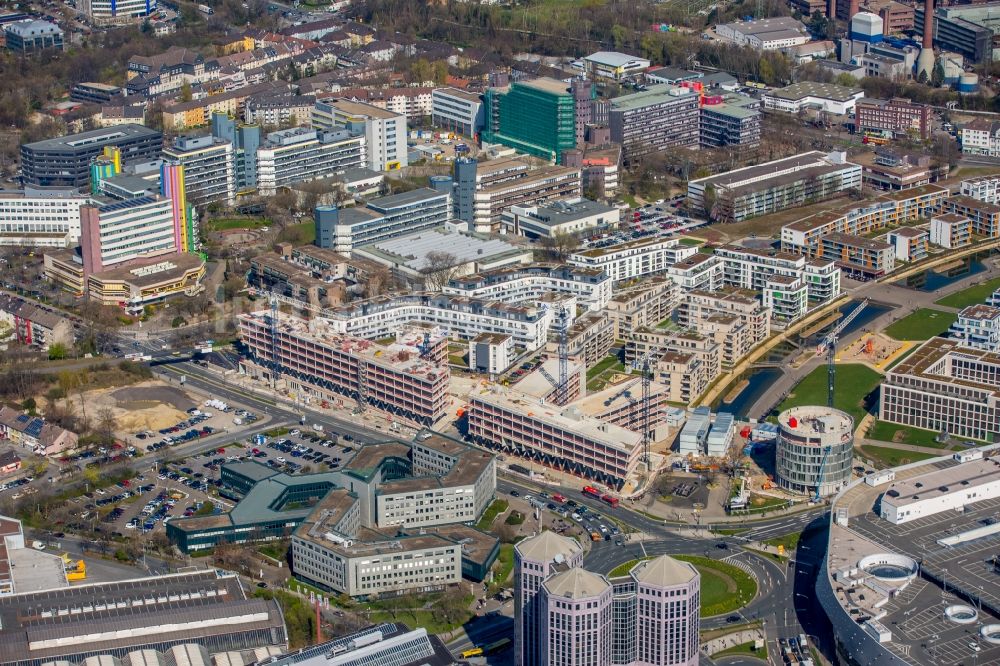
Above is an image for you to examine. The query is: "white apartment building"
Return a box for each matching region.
[162,135,235,207]
[469,333,514,375]
[960,176,1000,204]
[256,127,366,195]
[313,99,407,171]
[960,119,1000,158]
[80,0,156,25]
[322,293,552,352]
[569,237,698,282]
[665,254,724,292]
[501,198,620,239]
[431,87,484,137]
[0,188,88,247]
[443,264,612,312]
[930,213,972,249]
[714,245,841,306]
[948,304,1000,352]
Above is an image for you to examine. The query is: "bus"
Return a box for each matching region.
[582,486,601,500]
[601,494,619,508]
[460,648,483,658]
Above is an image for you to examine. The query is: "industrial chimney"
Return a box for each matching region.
[916,0,935,79]
[828,0,836,20]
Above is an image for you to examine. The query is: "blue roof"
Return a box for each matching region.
[24,418,44,438]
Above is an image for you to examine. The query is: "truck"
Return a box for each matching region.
[198,4,214,14]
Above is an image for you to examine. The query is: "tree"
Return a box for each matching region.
[540,232,579,261]
[420,251,462,290]
[95,406,117,449]
[702,183,718,218]
[835,73,859,88]
[47,343,68,360]
[431,60,449,85]
[411,58,432,83]
[611,24,628,50]
[180,81,193,103]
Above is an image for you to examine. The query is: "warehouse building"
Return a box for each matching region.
[256,624,454,666]
[762,81,865,115]
[716,16,811,50]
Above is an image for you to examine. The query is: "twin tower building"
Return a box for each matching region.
[514,531,701,666]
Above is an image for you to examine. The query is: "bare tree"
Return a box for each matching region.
[420,251,462,290]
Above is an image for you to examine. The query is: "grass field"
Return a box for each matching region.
[276,220,316,245]
[608,556,756,617]
[858,444,937,468]
[764,532,801,551]
[714,642,767,660]
[476,499,509,531]
[935,277,1000,309]
[494,543,514,586]
[776,364,882,425]
[883,308,958,341]
[677,237,704,247]
[867,420,947,448]
[586,353,625,391]
[206,217,270,231]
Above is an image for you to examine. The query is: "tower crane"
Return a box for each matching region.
[814,445,833,503]
[816,299,869,408]
[630,348,661,466]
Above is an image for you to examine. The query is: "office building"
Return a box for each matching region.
[776,406,854,497]
[70,82,124,105]
[502,197,621,239]
[688,151,862,222]
[857,149,937,192]
[717,16,810,50]
[961,118,1000,158]
[259,624,456,666]
[762,82,865,115]
[78,196,177,273]
[256,127,366,195]
[79,0,157,25]
[0,569,287,665]
[561,144,621,198]
[163,135,236,206]
[581,51,651,81]
[444,264,611,312]
[239,310,449,425]
[949,304,1000,352]
[886,227,928,262]
[462,159,582,233]
[699,95,762,148]
[431,87,484,137]
[312,99,407,171]
[608,85,700,163]
[569,237,697,282]
[211,112,261,193]
[880,337,1000,441]
[20,124,163,189]
[4,19,63,55]
[714,245,841,306]
[930,212,972,248]
[517,531,700,666]
[315,188,449,253]
[354,227,531,289]
[469,391,642,487]
[0,187,89,247]
[855,98,931,140]
[483,78,576,161]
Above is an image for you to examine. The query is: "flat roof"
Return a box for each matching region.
[23,124,160,151]
[766,81,863,102]
[355,228,527,270]
[368,187,446,210]
[883,456,1000,508]
[583,51,650,67]
[518,77,571,96]
[610,84,696,111]
[517,197,618,225]
[887,336,1000,399]
[327,98,400,120]
[823,231,892,251]
[432,86,482,103]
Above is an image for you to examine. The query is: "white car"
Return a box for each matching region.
[276,457,286,463]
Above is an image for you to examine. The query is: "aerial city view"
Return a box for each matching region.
[1,0,1000,664]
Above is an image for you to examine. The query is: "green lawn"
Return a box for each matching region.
[608,556,756,617]
[777,364,882,425]
[206,217,270,231]
[764,532,801,551]
[714,641,767,660]
[883,308,958,341]
[494,543,514,586]
[859,444,937,468]
[365,594,474,634]
[276,220,316,245]
[935,276,1000,309]
[867,420,948,448]
[678,237,704,247]
[476,499,509,531]
[587,354,624,379]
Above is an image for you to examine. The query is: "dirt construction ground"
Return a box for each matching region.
[40,381,198,435]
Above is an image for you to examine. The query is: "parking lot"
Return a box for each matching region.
[577,199,707,253]
[505,488,624,545]
[137,401,259,455]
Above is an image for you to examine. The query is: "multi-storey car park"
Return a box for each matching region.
[238,310,450,425]
[443,264,612,312]
[168,431,499,597]
[20,124,163,189]
[879,336,1000,442]
[818,448,1000,666]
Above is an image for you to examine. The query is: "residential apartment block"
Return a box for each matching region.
[568,237,698,282]
[677,287,771,363]
[949,304,1000,352]
[244,94,315,127]
[930,212,972,249]
[444,264,612,312]
[880,337,999,442]
[609,85,700,163]
[604,277,678,338]
[960,176,1000,205]
[818,232,895,278]
[714,245,841,311]
[687,151,862,223]
[665,254,724,292]
[937,195,1000,239]
[887,227,928,262]
[0,294,74,352]
[313,99,407,171]
[315,188,449,253]
[854,97,931,140]
[0,187,89,247]
[961,118,1000,158]
[238,310,450,425]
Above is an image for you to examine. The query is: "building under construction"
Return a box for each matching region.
[238,310,450,425]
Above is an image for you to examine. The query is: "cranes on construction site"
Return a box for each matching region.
[630,349,660,467]
[816,299,869,408]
